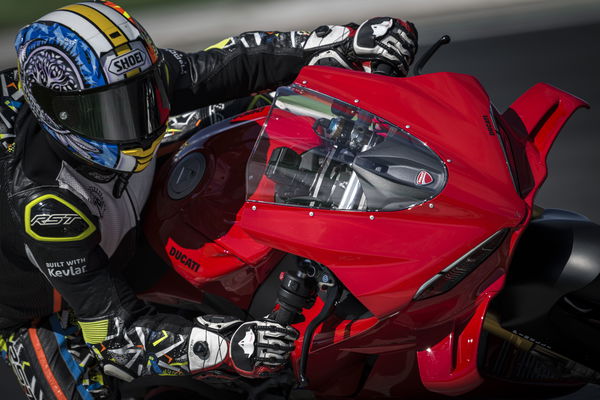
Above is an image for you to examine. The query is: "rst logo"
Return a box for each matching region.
[108,49,146,75]
[30,214,83,226]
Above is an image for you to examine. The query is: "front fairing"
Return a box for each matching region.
[239,66,527,319]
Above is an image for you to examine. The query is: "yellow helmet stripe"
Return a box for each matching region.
[39,10,113,54]
[125,68,142,79]
[83,1,141,41]
[60,4,128,49]
[114,43,132,56]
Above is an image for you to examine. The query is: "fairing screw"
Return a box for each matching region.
[302,80,307,84]
[429,203,435,209]
[369,215,375,220]
[446,159,452,163]
[251,205,257,211]
[405,125,411,129]
[354,99,359,103]
[309,211,314,217]
[59,111,68,120]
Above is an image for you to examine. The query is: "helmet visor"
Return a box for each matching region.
[32,65,170,142]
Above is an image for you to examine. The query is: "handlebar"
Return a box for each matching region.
[272,269,316,325]
[271,261,340,388]
[372,62,394,76]
[414,35,451,76]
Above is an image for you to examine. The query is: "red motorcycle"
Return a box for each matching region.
[122,38,600,399]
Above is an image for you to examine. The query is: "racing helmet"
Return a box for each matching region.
[15,0,170,173]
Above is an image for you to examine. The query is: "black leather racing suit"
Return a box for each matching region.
[0,30,318,397]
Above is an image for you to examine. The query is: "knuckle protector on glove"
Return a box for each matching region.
[229,321,297,375]
[353,17,417,75]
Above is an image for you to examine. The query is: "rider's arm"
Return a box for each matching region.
[161,30,312,115]
[162,18,418,115]
[14,185,294,380]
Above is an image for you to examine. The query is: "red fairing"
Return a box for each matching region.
[499,83,589,206]
[240,67,526,319]
[141,65,588,397]
[144,109,284,308]
[416,275,506,395]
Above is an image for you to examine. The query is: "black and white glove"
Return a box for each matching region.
[305,17,418,77]
[188,315,299,379]
[353,17,418,76]
[229,320,299,378]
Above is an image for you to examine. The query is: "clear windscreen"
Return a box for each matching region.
[246,86,447,212]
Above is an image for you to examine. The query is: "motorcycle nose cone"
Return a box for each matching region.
[168,152,206,200]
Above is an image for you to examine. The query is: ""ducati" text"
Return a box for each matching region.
[169,246,201,272]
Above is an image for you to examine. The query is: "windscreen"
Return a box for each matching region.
[246,86,447,212]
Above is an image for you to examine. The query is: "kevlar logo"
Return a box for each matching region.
[46,257,88,278]
[168,246,200,272]
[30,214,83,226]
[416,170,433,186]
[108,49,146,75]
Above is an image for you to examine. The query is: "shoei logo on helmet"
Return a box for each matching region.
[108,49,146,75]
[416,170,433,185]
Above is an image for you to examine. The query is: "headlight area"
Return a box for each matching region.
[413,229,510,301]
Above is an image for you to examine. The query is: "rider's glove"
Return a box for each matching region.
[305,17,418,77]
[189,315,299,379]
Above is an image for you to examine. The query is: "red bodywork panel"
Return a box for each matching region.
[499,83,589,205]
[142,66,588,397]
[241,68,525,319]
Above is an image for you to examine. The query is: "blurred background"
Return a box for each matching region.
[1,0,600,398]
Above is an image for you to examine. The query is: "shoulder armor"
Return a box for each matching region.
[24,192,96,242]
[0,68,23,154]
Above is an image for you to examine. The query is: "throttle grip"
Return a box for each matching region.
[272,270,317,325]
[372,61,394,76]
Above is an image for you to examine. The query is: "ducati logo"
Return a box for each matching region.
[416,170,434,186]
[30,214,83,226]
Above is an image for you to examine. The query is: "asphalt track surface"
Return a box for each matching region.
[1,17,600,400]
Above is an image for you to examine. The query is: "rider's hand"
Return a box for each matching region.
[353,17,418,77]
[229,320,299,378]
[305,17,418,77]
[189,316,298,379]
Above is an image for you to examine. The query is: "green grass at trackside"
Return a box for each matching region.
[1,0,243,30]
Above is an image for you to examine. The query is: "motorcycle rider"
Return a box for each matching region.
[0,1,417,398]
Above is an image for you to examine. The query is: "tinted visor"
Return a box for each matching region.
[32,64,170,142]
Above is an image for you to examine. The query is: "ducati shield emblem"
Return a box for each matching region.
[416,170,434,186]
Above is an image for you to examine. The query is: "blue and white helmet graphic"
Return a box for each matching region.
[16,1,170,173]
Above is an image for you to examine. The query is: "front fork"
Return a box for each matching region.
[271,259,341,388]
